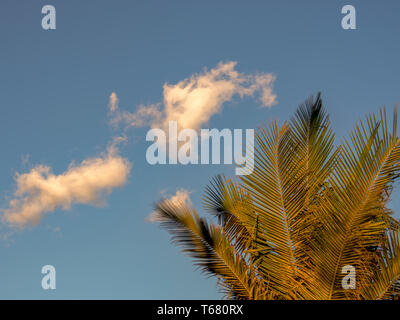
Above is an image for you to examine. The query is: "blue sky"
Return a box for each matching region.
[0,0,399,299]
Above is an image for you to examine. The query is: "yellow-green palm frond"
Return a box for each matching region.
[289,92,338,200]
[239,119,311,298]
[203,175,259,254]
[314,107,400,299]
[237,94,339,299]
[153,198,270,299]
[287,94,341,298]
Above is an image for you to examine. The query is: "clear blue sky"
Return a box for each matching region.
[0,0,399,299]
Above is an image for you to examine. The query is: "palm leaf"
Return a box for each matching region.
[361,225,400,300]
[203,175,259,254]
[153,198,269,299]
[314,107,400,299]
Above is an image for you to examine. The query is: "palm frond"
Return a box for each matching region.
[153,198,269,299]
[361,225,400,300]
[315,107,400,299]
[203,175,259,254]
[239,120,309,298]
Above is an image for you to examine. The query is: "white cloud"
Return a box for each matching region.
[2,144,132,229]
[165,189,192,207]
[110,61,277,132]
[146,188,192,223]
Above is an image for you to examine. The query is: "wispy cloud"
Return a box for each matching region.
[108,92,119,113]
[109,61,277,132]
[21,154,30,166]
[110,103,162,128]
[2,143,132,229]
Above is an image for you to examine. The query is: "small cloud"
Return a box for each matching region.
[146,188,192,223]
[166,188,192,207]
[110,103,162,128]
[2,146,132,229]
[108,92,119,113]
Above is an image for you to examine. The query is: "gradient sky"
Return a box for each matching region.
[0,0,399,299]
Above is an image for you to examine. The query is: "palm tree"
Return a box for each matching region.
[152,93,400,300]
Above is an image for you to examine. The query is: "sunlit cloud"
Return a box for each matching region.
[146,188,192,222]
[109,61,277,132]
[110,102,162,128]
[108,92,119,113]
[2,143,132,229]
